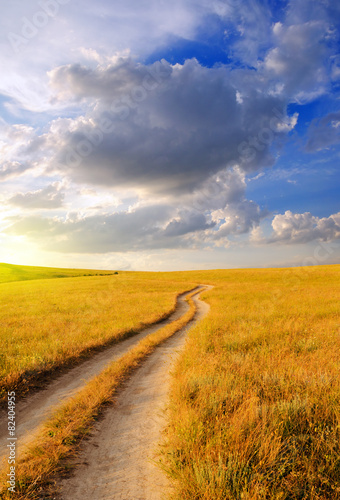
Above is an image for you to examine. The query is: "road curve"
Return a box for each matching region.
[0,286,204,464]
[58,286,211,500]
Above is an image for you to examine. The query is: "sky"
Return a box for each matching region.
[0,0,339,271]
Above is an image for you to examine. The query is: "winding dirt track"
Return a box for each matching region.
[58,287,211,500]
[0,287,203,464]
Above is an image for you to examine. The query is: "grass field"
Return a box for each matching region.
[0,264,196,403]
[162,265,340,499]
[0,262,116,284]
[0,291,199,500]
[1,263,340,499]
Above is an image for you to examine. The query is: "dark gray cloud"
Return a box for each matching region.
[164,211,215,237]
[48,58,287,196]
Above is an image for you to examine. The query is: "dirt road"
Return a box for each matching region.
[0,287,202,464]
[59,287,211,500]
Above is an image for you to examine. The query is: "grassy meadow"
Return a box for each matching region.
[0,291,199,499]
[162,265,340,499]
[0,264,197,402]
[1,262,340,499]
[0,262,115,284]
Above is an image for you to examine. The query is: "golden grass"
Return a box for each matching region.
[161,265,340,499]
[2,262,340,499]
[0,273,197,403]
[0,262,115,284]
[0,291,199,499]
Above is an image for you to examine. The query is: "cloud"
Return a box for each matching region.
[285,0,340,26]
[2,166,268,253]
[0,122,43,179]
[4,203,210,253]
[211,200,266,238]
[226,0,274,65]
[0,0,231,112]
[263,20,332,102]
[305,111,340,152]
[0,161,29,180]
[48,57,150,102]
[1,1,334,196]
[164,211,215,237]
[7,182,65,209]
[0,0,337,116]
[3,201,264,253]
[184,166,247,212]
[263,211,340,244]
[0,0,339,265]
[43,57,295,198]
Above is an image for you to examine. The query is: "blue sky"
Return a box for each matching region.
[0,0,339,271]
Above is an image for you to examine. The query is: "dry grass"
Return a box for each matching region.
[2,263,340,499]
[0,272,196,403]
[161,265,340,499]
[0,291,198,499]
[0,262,115,284]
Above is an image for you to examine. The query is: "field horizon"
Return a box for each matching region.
[2,259,339,280]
